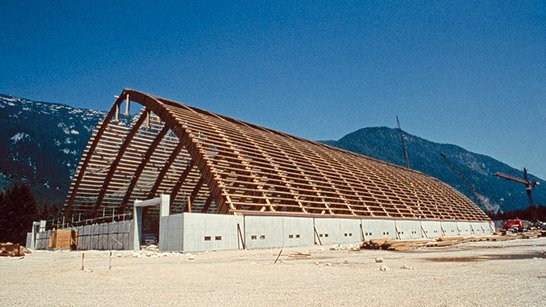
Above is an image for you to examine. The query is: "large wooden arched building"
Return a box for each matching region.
[64,89,489,226]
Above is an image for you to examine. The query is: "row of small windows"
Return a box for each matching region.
[204,235,222,241]
[424,230,440,234]
[204,229,475,242]
[364,231,389,236]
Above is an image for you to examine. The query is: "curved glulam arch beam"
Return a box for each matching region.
[65,89,231,219]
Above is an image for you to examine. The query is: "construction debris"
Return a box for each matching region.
[360,230,546,252]
[0,243,25,257]
[288,251,311,259]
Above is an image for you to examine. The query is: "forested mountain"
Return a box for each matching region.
[322,127,545,213]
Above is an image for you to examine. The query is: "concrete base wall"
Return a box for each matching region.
[281,216,315,248]
[361,219,397,240]
[26,220,133,251]
[314,218,362,245]
[159,214,184,252]
[27,215,494,253]
[181,213,243,252]
[395,220,423,239]
[420,221,443,238]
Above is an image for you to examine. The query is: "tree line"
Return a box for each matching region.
[0,184,61,244]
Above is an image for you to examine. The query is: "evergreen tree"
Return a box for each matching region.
[0,184,38,244]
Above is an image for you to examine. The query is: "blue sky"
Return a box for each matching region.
[1,1,545,178]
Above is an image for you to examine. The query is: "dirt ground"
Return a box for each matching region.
[1,238,545,306]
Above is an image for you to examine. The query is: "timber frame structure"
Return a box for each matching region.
[64,89,489,223]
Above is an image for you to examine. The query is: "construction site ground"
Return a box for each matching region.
[1,237,545,306]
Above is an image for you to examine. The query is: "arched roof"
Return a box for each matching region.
[64,89,489,222]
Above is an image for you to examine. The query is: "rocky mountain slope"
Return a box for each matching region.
[322,127,545,213]
[0,94,105,205]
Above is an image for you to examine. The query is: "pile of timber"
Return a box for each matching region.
[0,243,26,257]
[360,231,544,252]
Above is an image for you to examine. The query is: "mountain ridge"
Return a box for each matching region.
[321,126,545,212]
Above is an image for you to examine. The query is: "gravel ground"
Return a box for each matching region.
[1,238,545,306]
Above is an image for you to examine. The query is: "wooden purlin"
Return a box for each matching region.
[176,104,274,212]
[118,124,170,215]
[147,141,185,198]
[64,99,121,218]
[65,89,490,222]
[209,115,309,214]
[93,110,149,218]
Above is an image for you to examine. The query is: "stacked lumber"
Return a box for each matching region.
[360,239,432,251]
[0,243,25,257]
[359,233,528,252]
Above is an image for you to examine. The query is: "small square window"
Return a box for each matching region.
[295,234,300,238]
[215,236,222,241]
[260,235,265,240]
[251,235,257,240]
[344,233,347,237]
[289,234,294,239]
[319,234,323,237]
[349,233,352,237]
[325,234,329,237]
[204,236,211,241]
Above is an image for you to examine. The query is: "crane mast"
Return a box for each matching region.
[396,116,410,168]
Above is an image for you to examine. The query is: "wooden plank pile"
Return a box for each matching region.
[358,232,544,252]
[0,243,25,257]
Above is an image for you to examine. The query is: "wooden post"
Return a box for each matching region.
[115,103,120,122]
[124,94,130,116]
[187,196,192,213]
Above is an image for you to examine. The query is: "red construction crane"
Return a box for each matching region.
[495,168,540,221]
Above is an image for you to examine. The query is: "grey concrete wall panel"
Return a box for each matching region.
[470,222,492,236]
[244,215,285,249]
[361,219,396,240]
[281,216,314,247]
[182,213,242,252]
[420,221,443,238]
[457,222,472,236]
[109,222,120,233]
[26,233,32,248]
[159,214,184,252]
[487,221,495,233]
[313,218,362,245]
[394,220,423,239]
[99,223,107,234]
[128,221,134,250]
[35,230,50,249]
[441,221,460,236]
